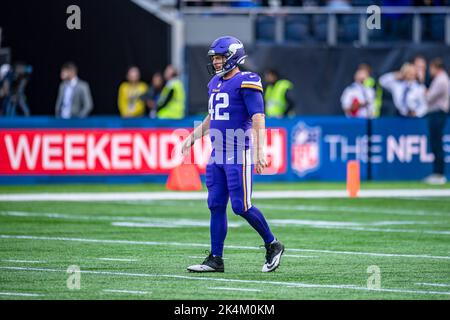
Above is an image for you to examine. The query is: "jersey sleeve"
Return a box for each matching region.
[239,73,264,116]
[241,86,265,117]
[239,72,264,93]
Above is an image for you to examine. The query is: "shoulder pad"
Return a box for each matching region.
[239,72,263,92]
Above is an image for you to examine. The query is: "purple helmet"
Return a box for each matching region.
[207,36,247,77]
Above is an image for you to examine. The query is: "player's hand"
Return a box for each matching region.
[254,151,268,174]
[181,135,194,157]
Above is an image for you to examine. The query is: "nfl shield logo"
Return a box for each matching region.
[291,123,321,176]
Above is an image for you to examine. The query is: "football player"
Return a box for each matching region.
[181,36,285,273]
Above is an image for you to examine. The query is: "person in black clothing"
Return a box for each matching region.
[143,72,164,118]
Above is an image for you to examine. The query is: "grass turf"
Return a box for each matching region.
[0,182,449,300]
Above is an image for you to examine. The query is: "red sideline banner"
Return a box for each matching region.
[0,128,287,175]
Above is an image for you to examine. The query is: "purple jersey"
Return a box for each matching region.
[207,71,264,159]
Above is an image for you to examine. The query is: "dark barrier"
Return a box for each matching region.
[0,116,449,184]
[0,49,10,65]
[187,44,450,116]
[0,0,170,116]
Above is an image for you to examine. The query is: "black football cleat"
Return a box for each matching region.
[262,240,285,272]
[187,252,224,273]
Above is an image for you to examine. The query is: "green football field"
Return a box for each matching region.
[0,182,449,300]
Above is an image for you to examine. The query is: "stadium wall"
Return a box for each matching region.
[0,116,449,184]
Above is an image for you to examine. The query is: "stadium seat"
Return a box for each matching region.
[339,15,359,43]
[312,14,328,42]
[351,0,381,6]
[256,15,276,43]
[284,15,312,43]
[422,14,445,42]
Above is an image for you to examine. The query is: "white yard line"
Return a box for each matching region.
[1,266,449,297]
[0,211,243,228]
[312,226,450,235]
[258,204,449,217]
[1,234,449,260]
[207,287,261,292]
[123,200,450,217]
[97,258,138,262]
[2,211,441,227]
[284,255,319,258]
[113,221,450,236]
[3,211,448,235]
[2,259,46,263]
[0,292,43,297]
[398,197,450,202]
[103,289,149,295]
[111,221,243,228]
[1,189,450,202]
[415,283,450,288]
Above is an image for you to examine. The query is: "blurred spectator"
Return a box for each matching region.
[281,0,304,5]
[264,69,295,118]
[379,63,428,117]
[118,66,149,118]
[157,65,185,119]
[262,0,313,5]
[142,72,164,119]
[423,58,449,185]
[326,0,352,8]
[0,64,11,116]
[2,63,32,117]
[340,65,375,118]
[230,0,261,7]
[359,63,383,118]
[55,62,93,119]
[413,55,427,85]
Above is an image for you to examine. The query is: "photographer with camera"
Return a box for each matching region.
[0,64,10,116]
[0,62,32,117]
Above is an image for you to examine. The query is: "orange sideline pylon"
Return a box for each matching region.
[346,160,360,198]
[166,162,202,191]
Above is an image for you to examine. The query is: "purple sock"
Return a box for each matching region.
[210,206,228,257]
[240,206,275,244]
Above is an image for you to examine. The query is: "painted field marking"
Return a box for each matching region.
[314,226,450,235]
[3,210,444,226]
[0,211,243,228]
[259,204,449,217]
[415,283,450,288]
[0,292,43,297]
[1,266,449,297]
[112,221,243,228]
[207,287,262,292]
[1,234,449,261]
[103,289,149,295]
[103,198,450,217]
[2,259,46,264]
[284,255,319,258]
[1,189,450,202]
[97,258,138,262]
[125,200,450,217]
[2,211,449,235]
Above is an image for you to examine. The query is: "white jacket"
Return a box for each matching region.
[340,82,375,118]
[379,72,428,117]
